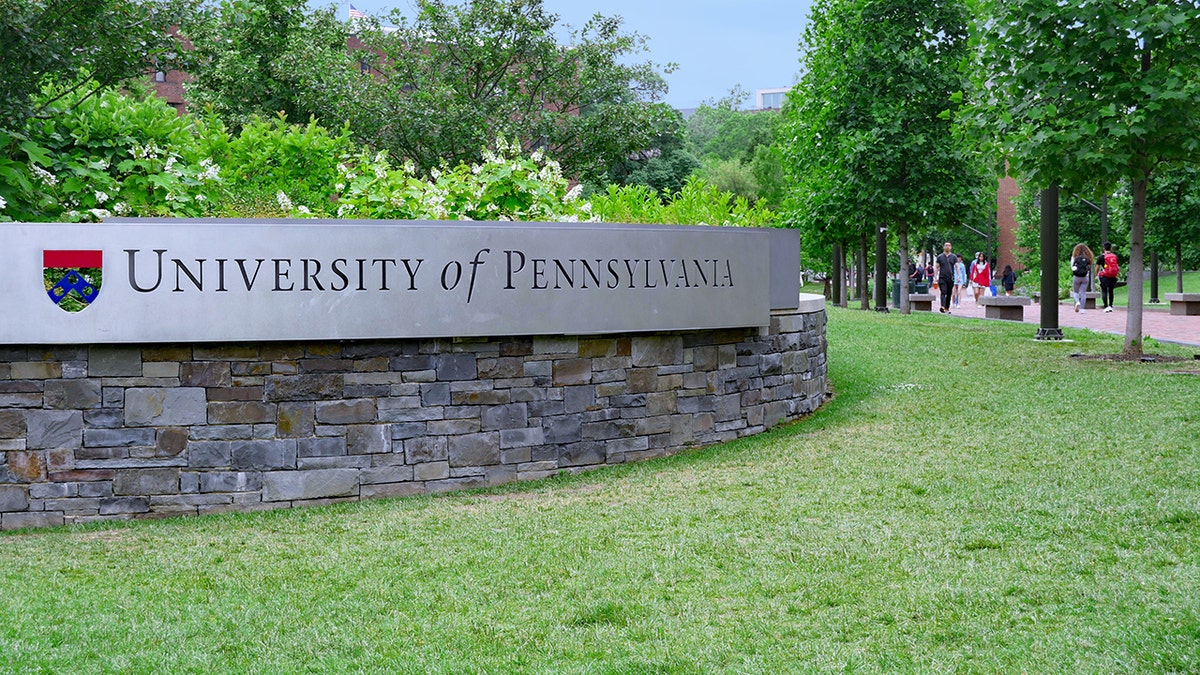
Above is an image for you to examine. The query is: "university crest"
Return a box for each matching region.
[44,250,103,312]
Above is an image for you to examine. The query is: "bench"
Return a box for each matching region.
[979,295,1032,321]
[1164,293,1200,316]
[1083,291,1099,309]
[909,293,936,312]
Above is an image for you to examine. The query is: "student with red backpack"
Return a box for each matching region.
[1097,241,1120,312]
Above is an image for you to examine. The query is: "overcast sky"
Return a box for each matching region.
[336,0,815,109]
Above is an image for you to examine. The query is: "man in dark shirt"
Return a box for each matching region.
[934,241,956,313]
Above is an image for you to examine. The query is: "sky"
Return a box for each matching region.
[336,0,815,109]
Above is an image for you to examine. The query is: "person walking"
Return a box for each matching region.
[1069,243,1095,313]
[1096,242,1119,312]
[952,254,967,308]
[1001,264,1016,296]
[934,242,956,313]
[968,252,991,303]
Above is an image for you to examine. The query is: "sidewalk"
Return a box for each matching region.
[904,292,1200,347]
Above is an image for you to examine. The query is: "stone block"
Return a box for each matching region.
[0,486,29,511]
[208,401,276,425]
[262,469,359,502]
[481,403,528,431]
[448,432,500,467]
[188,441,232,467]
[427,419,481,435]
[646,391,677,416]
[156,428,189,457]
[347,425,390,455]
[231,440,296,470]
[114,468,180,495]
[298,437,347,458]
[125,388,207,427]
[553,359,591,386]
[43,380,103,409]
[406,436,447,464]
[199,472,262,493]
[560,441,605,467]
[27,410,83,450]
[316,399,376,424]
[631,336,683,367]
[360,465,414,485]
[377,401,443,423]
[499,427,545,449]
[274,402,314,438]
[544,415,582,444]
[84,428,157,448]
[533,337,577,355]
[99,497,151,515]
[264,374,343,401]
[436,354,477,381]
[414,461,450,481]
[563,386,595,413]
[180,362,232,388]
[11,361,62,380]
[142,361,179,379]
[0,411,25,439]
[89,347,142,377]
[360,482,423,499]
[2,512,64,530]
[419,383,451,406]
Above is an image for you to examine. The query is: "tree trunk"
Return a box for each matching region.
[831,243,843,307]
[874,225,888,311]
[1124,178,1147,355]
[840,241,849,307]
[898,222,910,314]
[860,232,870,311]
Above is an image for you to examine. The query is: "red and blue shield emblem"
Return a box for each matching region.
[44,250,103,312]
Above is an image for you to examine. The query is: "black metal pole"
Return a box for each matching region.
[831,243,843,306]
[1150,250,1160,304]
[1036,185,1064,340]
[874,225,888,312]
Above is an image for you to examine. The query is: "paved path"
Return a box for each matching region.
[902,293,1200,347]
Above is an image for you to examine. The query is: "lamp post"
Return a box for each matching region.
[1036,185,1064,340]
[874,225,888,311]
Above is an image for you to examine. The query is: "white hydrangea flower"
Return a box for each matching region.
[94,191,109,204]
[374,164,387,179]
[0,195,6,209]
[297,205,311,215]
[32,165,58,186]
[276,191,294,211]
[89,208,111,219]
[564,184,583,202]
[113,202,130,215]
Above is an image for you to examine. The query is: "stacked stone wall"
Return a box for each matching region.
[1,308,826,530]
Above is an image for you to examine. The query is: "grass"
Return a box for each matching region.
[2,309,1199,673]
[1113,269,1199,307]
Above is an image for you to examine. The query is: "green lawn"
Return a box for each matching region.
[3,310,1198,673]
[1114,269,1199,307]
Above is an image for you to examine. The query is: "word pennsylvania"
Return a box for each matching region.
[124,248,737,298]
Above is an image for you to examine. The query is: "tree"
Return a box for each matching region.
[351,0,674,181]
[685,89,777,162]
[781,0,988,313]
[182,0,357,131]
[0,0,191,128]
[970,0,1200,354]
[596,104,698,197]
[1144,164,1200,291]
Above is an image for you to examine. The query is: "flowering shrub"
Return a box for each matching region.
[0,88,777,230]
[10,86,216,221]
[331,137,590,222]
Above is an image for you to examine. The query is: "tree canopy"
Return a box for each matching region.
[970,0,1200,353]
[781,0,988,310]
[0,0,190,128]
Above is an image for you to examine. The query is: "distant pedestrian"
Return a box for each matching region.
[934,242,956,313]
[1001,264,1016,296]
[952,255,967,308]
[1069,243,1095,313]
[968,252,991,302]
[1097,242,1119,312]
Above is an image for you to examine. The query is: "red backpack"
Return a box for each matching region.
[1100,251,1119,278]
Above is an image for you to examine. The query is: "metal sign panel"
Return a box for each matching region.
[2,219,780,344]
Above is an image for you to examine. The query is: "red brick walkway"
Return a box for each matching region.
[909,293,1200,347]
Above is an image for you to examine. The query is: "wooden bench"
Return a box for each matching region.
[979,295,1032,321]
[909,293,936,312]
[1164,293,1200,316]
